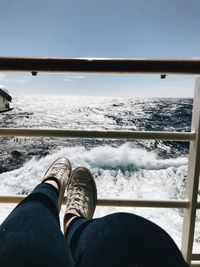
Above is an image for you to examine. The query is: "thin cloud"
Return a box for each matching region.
[0,73,6,81]
[7,78,30,84]
[64,75,85,82]
[0,73,30,84]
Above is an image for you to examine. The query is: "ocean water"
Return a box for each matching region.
[0,95,199,252]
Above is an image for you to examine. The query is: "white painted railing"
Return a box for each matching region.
[0,57,200,266]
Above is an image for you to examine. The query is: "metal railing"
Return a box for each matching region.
[0,57,200,266]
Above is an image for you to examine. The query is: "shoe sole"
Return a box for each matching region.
[58,159,72,210]
[43,157,72,210]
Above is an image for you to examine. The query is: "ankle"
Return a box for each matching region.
[44,180,59,191]
[64,213,80,234]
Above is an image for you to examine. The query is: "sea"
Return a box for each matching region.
[0,95,199,252]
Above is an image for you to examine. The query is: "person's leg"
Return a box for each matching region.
[63,167,188,267]
[0,158,74,267]
[65,212,188,267]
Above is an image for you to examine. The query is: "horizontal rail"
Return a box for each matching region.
[1,196,200,209]
[97,199,191,208]
[0,195,197,208]
[0,128,195,141]
[193,255,200,261]
[0,57,200,74]
[191,262,200,267]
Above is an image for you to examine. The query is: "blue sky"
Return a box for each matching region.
[0,0,200,97]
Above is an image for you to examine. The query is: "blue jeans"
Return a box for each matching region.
[0,183,188,267]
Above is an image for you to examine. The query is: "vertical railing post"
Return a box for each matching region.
[181,77,200,263]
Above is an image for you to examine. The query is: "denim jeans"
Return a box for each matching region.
[0,183,188,267]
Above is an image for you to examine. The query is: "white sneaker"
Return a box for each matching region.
[42,157,71,211]
[65,167,97,219]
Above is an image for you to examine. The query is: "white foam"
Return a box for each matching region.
[77,143,188,170]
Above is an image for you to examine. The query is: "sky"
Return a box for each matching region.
[0,0,200,97]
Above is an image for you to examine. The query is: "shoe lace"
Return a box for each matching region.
[50,166,66,178]
[67,182,89,212]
